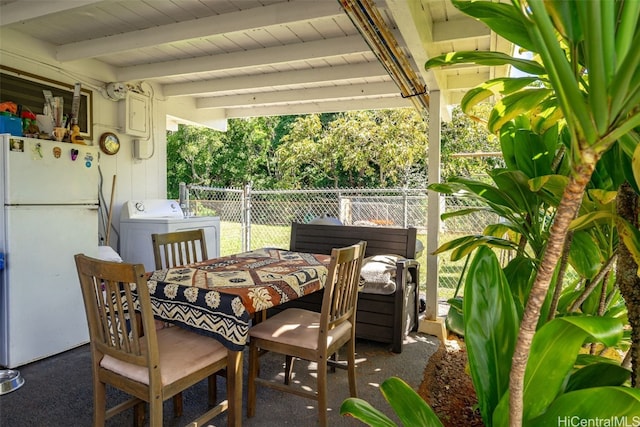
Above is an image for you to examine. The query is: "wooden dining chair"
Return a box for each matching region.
[150,228,217,416]
[151,228,208,270]
[247,241,367,426]
[74,254,229,427]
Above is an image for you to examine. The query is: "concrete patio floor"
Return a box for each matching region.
[0,332,440,426]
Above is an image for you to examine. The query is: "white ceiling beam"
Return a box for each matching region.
[0,0,103,26]
[432,17,490,43]
[163,62,388,97]
[224,96,413,118]
[56,1,343,61]
[384,0,440,93]
[117,35,370,81]
[196,82,401,109]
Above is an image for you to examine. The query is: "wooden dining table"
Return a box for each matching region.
[145,247,332,426]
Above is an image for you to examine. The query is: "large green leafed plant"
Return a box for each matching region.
[425,0,640,425]
[465,248,637,427]
[340,377,443,427]
[464,246,519,426]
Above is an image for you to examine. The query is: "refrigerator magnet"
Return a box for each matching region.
[32,142,43,159]
[71,148,79,161]
[10,138,23,152]
[53,147,61,158]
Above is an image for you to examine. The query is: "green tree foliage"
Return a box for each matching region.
[276,109,431,188]
[441,106,503,181]
[167,116,285,197]
[166,124,225,197]
[166,108,499,194]
[275,114,331,188]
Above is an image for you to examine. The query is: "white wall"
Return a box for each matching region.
[0,28,169,253]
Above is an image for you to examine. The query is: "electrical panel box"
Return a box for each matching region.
[119,91,149,138]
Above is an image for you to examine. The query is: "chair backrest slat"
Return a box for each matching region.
[320,241,366,341]
[75,254,158,368]
[152,229,208,269]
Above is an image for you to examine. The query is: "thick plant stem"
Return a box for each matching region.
[547,232,573,321]
[590,268,612,355]
[568,254,617,312]
[509,160,594,427]
[616,182,640,387]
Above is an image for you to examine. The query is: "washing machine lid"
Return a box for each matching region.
[121,199,184,221]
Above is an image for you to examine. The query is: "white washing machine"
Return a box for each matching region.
[120,199,221,272]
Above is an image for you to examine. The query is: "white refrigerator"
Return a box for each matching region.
[0,134,99,368]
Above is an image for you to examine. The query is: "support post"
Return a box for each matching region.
[420,90,446,341]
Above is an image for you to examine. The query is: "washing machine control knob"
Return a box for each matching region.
[135,202,145,212]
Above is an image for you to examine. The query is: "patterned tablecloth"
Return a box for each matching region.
[146,248,331,350]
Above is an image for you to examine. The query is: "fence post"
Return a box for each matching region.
[402,187,408,228]
[242,183,252,252]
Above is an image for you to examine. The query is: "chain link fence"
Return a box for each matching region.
[188,184,497,298]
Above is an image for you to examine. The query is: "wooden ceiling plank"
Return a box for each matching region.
[55,0,343,61]
[0,0,103,26]
[432,16,490,43]
[445,71,490,89]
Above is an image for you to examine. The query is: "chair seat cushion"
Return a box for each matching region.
[100,325,227,386]
[249,308,351,350]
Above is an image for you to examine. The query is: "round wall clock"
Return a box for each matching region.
[99,132,120,155]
